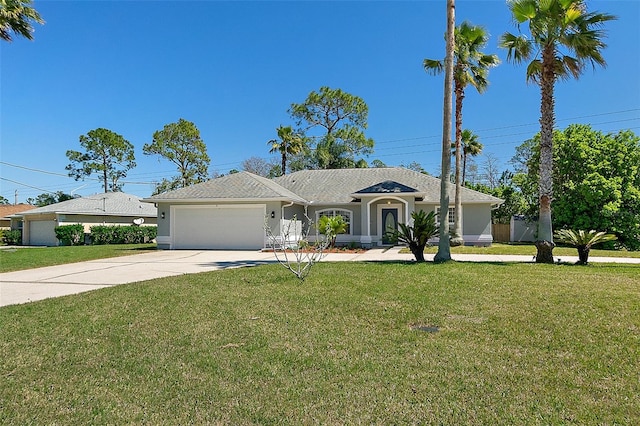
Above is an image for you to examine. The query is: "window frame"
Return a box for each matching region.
[316,208,353,235]
[435,206,456,227]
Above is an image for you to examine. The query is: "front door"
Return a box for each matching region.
[381,208,398,244]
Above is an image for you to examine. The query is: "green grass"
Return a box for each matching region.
[0,244,157,272]
[1,262,639,424]
[420,242,640,258]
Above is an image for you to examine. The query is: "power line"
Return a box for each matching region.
[0,177,57,195]
[0,161,158,185]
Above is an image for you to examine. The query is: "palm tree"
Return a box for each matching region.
[0,0,43,41]
[425,21,499,246]
[554,229,617,265]
[268,125,305,176]
[461,129,483,185]
[500,0,615,263]
[433,0,455,263]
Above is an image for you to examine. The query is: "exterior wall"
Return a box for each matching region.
[22,213,157,246]
[411,202,495,246]
[511,216,536,242]
[155,198,497,249]
[461,204,493,245]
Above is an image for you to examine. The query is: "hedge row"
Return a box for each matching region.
[90,225,157,245]
[53,224,157,246]
[1,229,22,245]
[54,224,84,246]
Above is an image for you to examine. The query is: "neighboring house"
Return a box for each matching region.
[145,168,503,250]
[0,204,36,230]
[10,192,157,246]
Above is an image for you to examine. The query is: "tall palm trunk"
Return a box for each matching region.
[462,150,470,186]
[451,76,464,246]
[536,44,556,263]
[281,153,287,176]
[434,0,455,262]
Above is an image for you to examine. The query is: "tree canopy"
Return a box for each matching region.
[144,118,210,194]
[514,124,639,250]
[289,86,374,169]
[0,0,43,42]
[27,191,76,207]
[66,128,136,193]
[268,125,306,175]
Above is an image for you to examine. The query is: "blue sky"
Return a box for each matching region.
[1,0,638,201]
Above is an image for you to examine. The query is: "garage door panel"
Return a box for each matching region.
[172,206,265,250]
[29,220,58,246]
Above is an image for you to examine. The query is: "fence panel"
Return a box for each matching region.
[492,223,510,243]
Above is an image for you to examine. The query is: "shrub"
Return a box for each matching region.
[2,229,22,245]
[554,229,617,265]
[318,215,347,248]
[385,210,438,262]
[90,225,157,245]
[54,224,85,246]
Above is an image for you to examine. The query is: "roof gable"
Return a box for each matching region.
[146,172,308,203]
[354,180,418,195]
[17,192,157,217]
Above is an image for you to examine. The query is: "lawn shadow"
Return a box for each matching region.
[197,260,278,270]
[358,259,522,267]
[123,246,159,252]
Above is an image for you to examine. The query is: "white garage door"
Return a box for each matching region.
[172,205,266,250]
[29,220,58,246]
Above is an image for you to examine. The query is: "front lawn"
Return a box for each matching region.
[1,262,638,424]
[0,244,156,273]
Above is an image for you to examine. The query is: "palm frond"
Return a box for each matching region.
[423,59,444,75]
[500,32,533,65]
[554,229,617,248]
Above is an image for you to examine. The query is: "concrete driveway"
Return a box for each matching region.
[1,248,637,307]
[0,249,400,307]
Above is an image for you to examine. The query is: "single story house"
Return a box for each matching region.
[144,168,503,250]
[1,204,36,230]
[10,192,157,246]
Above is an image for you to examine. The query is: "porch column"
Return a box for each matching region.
[360,199,372,246]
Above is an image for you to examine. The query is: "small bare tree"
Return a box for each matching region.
[264,208,332,281]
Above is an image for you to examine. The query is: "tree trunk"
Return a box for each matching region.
[102,166,108,193]
[535,44,556,264]
[450,78,464,247]
[462,151,467,187]
[434,0,455,263]
[577,245,590,265]
[411,243,426,263]
[282,153,287,176]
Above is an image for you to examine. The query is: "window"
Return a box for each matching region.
[316,209,352,234]
[435,207,455,226]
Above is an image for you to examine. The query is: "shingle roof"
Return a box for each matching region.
[0,204,36,219]
[16,192,157,217]
[145,172,308,204]
[144,168,502,206]
[274,168,503,204]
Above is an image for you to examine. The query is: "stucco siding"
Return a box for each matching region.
[462,204,492,236]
